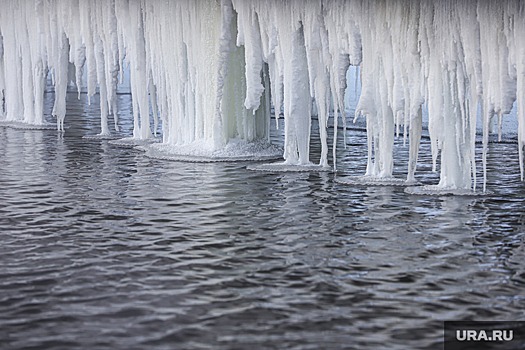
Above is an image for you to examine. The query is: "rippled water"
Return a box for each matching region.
[1,93,524,350]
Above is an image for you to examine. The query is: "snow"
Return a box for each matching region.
[0,0,524,191]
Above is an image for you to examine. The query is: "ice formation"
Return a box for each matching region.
[0,0,524,192]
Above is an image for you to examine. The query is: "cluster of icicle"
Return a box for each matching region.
[0,0,524,192]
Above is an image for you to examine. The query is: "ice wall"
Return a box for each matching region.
[0,0,524,191]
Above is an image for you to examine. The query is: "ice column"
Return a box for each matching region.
[116,0,151,139]
[136,0,272,149]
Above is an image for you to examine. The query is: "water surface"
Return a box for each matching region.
[0,93,524,350]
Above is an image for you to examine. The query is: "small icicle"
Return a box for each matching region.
[332,104,338,172]
[497,112,503,142]
[407,108,422,183]
[149,76,159,137]
[481,108,493,193]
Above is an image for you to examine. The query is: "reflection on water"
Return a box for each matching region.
[0,93,524,350]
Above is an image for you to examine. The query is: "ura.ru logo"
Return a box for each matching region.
[456,329,513,342]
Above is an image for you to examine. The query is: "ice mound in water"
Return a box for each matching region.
[335,176,419,187]
[404,185,492,196]
[108,137,162,148]
[141,139,282,163]
[83,134,122,141]
[0,121,57,130]
[247,162,331,173]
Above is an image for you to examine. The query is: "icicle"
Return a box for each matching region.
[282,21,311,165]
[0,34,4,118]
[333,102,338,171]
[149,75,158,137]
[407,108,422,183]
[51,33,69,132]
[516,2,525,181]
[0,0,524,188]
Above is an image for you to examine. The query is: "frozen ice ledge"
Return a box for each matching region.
[0,0,524,193]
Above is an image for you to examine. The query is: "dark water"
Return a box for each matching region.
[1,93,524,350]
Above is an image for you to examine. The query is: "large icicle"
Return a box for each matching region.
[0,34,4,117]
